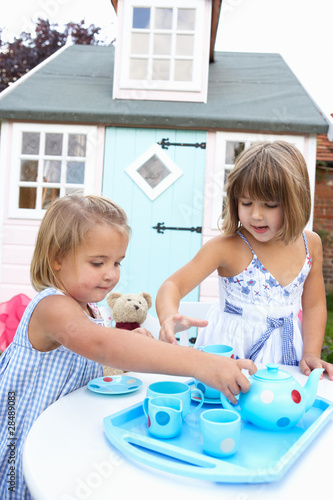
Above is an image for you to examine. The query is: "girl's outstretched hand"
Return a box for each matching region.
[299,354,333,381]
[159,314,209,345]
[193,356,257,404]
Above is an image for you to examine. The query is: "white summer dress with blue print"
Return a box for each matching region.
[0,287,103,500]
[195,231,312,365]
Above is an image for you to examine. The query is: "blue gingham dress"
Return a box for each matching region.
[195,231,312,365]
[0,287,103,500]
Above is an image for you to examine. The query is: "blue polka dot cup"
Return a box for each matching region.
[200,409,241,458]
[195,344,234,400]
[143,396,183,439]
[147,381,204,417]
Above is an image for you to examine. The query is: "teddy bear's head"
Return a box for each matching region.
[107,291,152,326]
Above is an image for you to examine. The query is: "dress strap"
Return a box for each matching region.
[302,231,309,255]
[237,230,255,255]
[238,229,310,257]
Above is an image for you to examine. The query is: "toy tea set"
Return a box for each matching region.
[102,344,333,483]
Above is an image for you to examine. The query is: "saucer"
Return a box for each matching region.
[88,375,142,395]
[192,394,221,405]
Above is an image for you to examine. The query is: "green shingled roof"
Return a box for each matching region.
[0,44,329,134]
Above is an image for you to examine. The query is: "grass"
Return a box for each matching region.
[322,292,333,363]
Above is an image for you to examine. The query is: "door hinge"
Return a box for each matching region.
[153,222,202,234]
[158,138,206,150]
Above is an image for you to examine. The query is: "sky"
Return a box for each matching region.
[0,0,332,121]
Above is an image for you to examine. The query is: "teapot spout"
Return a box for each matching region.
[303,368,324,411]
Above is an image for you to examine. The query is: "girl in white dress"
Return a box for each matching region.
[0,194,255,500]
[156,141,333,379]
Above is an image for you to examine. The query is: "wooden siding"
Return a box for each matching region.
[0,220,40,302]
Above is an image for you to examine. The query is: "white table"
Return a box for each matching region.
[23,366,333,500]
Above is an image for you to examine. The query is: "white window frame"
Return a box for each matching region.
[113,0,211,102]
[125,143,183,200]
[210,132,307,229]
[8,123,99,219]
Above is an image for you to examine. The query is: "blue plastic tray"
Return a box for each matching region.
[103,390,333,483]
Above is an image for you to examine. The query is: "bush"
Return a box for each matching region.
[322,293,333,363]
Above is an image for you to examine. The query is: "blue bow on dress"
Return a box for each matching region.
[248,314,298,366]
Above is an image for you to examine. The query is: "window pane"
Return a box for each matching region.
[133,7,150,29]
[152,59,170,80]
[22,132,40,154]
[176,34,194,56]
[137,155,171,188]
[65,187,84,196]
[225,142,245,164]
[153,34,171,55]
[222,195,227,215]
[68,134,87,157]
[43,160,61,183]
[42,188,60,209]
[174,60,192,81]
[19,187,36,209]
[155,8,173,29]
[177,9,195,30]
[129,58,148,79]
[15,127,94,216]
[20,160,38,181]
[66,161,85,184]
[224,168,232,186]
[131,33,149,54]
[45,133,63,156]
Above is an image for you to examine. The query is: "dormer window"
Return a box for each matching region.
[113,0,212,102]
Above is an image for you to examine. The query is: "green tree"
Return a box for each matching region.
[0,18,102,92]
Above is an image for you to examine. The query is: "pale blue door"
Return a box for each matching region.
[102,127,206,315]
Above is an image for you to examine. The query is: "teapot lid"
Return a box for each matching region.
[253,363,292,381]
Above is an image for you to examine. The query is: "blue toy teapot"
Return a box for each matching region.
[220,364,324,431]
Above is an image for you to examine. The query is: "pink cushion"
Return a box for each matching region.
[0,294,31,351]
[298,310,302,324]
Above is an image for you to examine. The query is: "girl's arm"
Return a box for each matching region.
[30,294,257,403]
[299,231,333,380]
[156,235,232,344]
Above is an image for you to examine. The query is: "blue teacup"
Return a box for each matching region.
[195,344,234,400]
[143,396,183,439]
[147,381,203,417]
[200,408,241,458]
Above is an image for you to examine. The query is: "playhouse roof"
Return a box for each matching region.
[0,44,329,134]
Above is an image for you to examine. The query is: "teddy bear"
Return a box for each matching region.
[102,291,153,376]
[106,291,152,330]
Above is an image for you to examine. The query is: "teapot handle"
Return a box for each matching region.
[220,393,241,415]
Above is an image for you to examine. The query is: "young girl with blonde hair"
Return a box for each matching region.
[156,141,333,379]
[0,194,255,500]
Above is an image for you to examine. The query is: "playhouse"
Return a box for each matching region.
[0,0,331,309]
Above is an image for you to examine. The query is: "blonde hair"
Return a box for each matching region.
[31,194,130,292]
[219,141,311,244]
